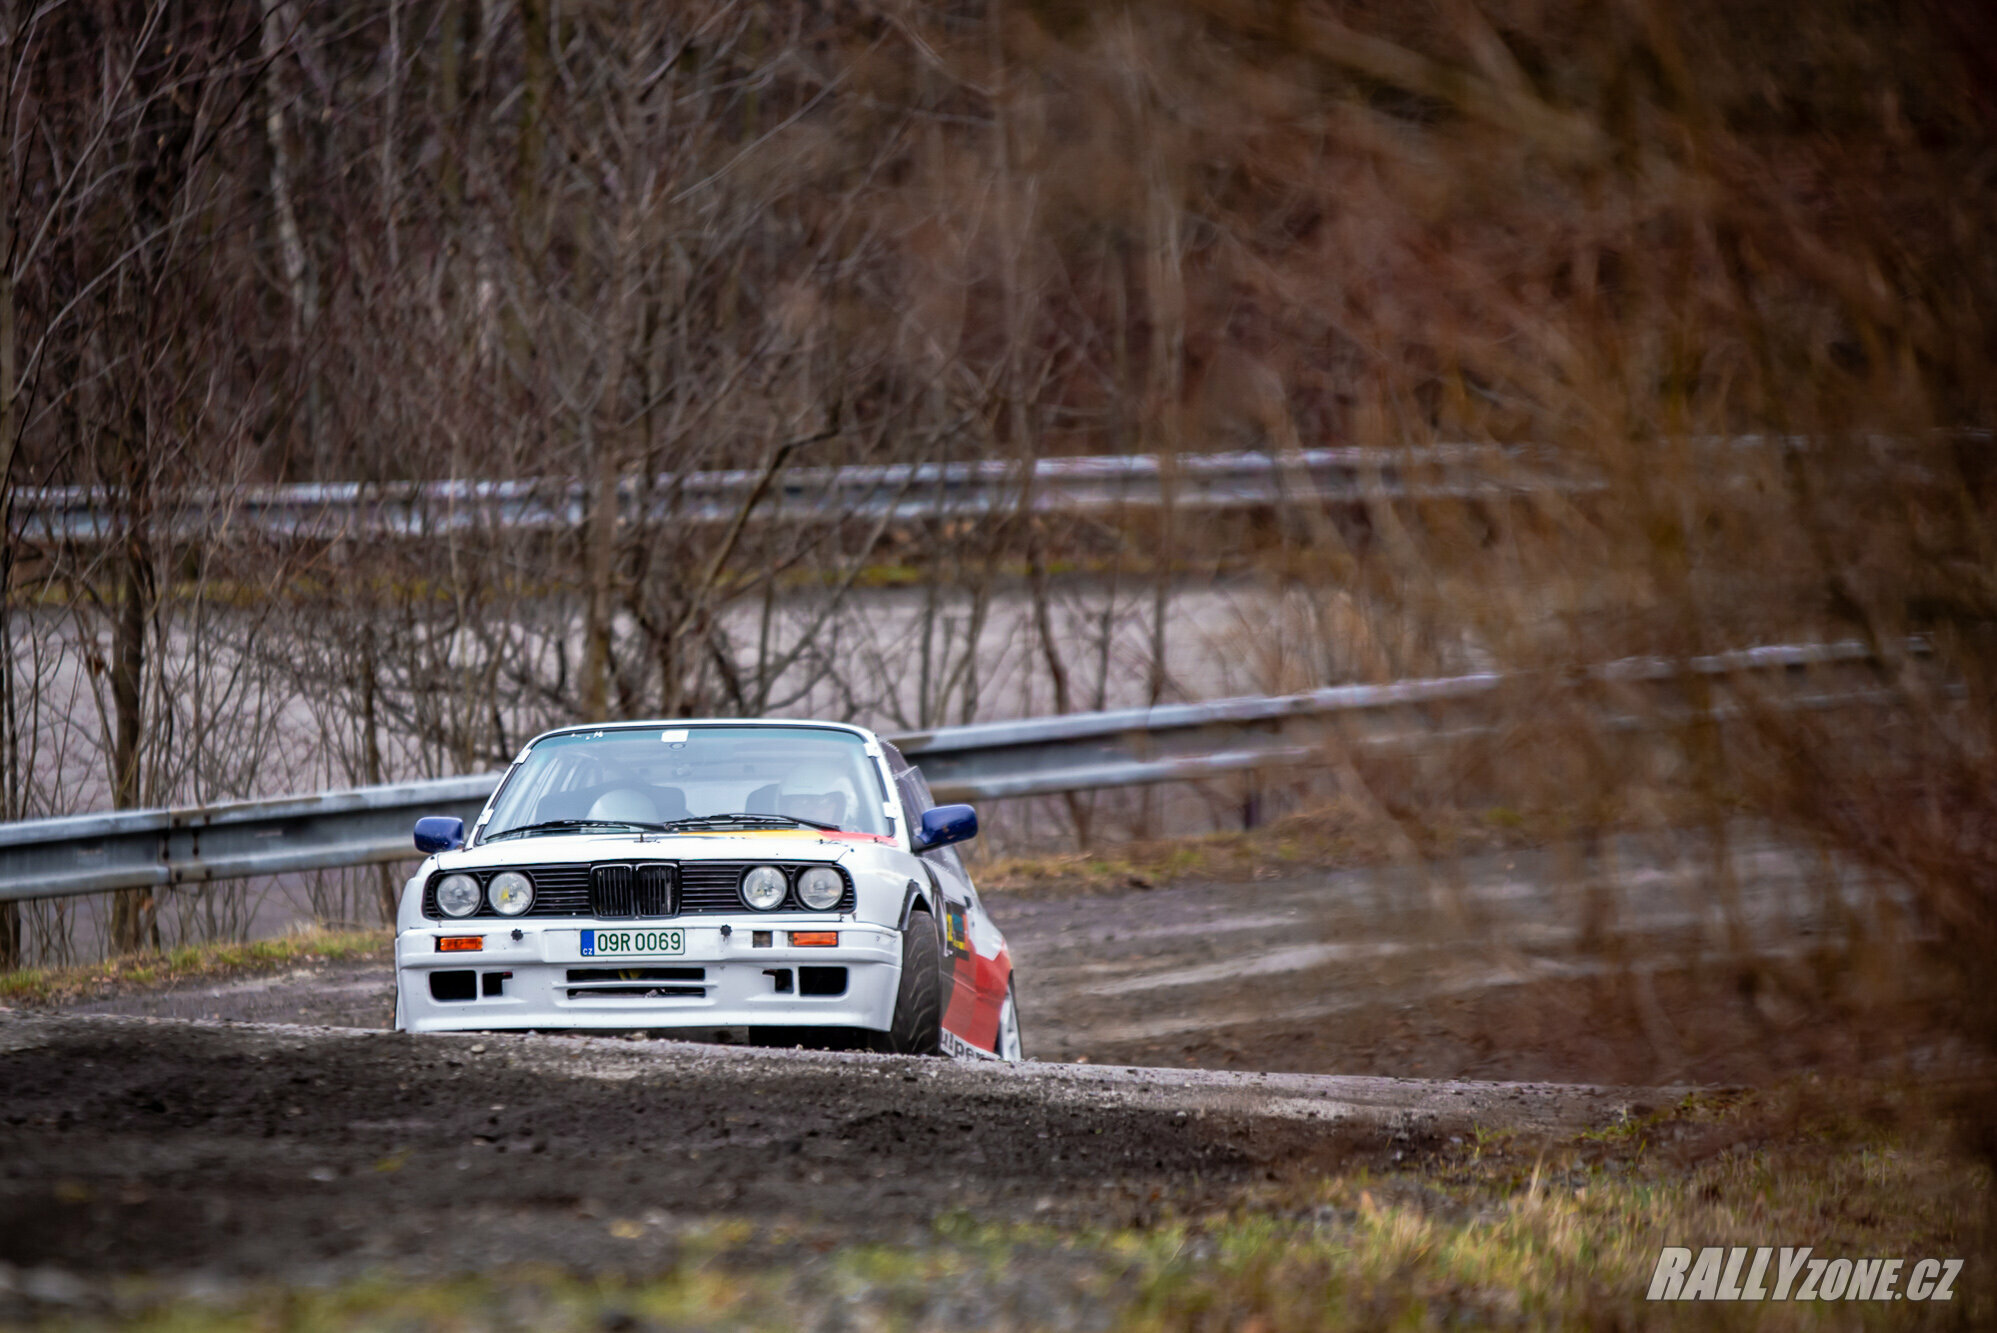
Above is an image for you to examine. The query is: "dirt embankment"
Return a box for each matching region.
[0,1011,1622,1285]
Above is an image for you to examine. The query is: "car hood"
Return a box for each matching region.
[428,829,890,872]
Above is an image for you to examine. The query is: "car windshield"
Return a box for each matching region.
[479,725,893,842]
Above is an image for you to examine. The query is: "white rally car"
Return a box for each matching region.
[392,719,1021,1060]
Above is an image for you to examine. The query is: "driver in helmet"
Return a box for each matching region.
[780,761,856,829]
[587,787,659,824]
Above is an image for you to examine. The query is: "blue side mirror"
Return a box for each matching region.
[913,804,978,852]
[414,815,466,855]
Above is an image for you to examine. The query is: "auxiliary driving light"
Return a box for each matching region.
[488,870,535,916]
[435,873,480,917]
[797,866,843,910]
[740,865,787,910]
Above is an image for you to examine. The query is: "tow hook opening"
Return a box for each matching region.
[799,966,848,997]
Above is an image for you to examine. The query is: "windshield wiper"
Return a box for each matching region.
[656,812,843,833]
[484,818,673,843]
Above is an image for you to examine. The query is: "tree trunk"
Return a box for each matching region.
[361,627,397,923]
[261,0,321,473]
[581,431,619,722]
[1138,105,1184,838]
[581,207,638,723]
[0,87,17,970]
[436,0,466,217]
[516,0,549,254]
[108,451,156,955]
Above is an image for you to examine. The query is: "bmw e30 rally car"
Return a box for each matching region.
[392,719,1021,1061]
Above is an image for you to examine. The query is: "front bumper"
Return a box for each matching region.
[394,919,902,1034]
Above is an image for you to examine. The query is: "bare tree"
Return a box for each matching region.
[0,0,1990,1049]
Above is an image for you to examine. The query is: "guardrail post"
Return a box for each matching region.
[1242,772,1262,830]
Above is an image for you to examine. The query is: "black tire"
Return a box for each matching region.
[871,907,944,1056]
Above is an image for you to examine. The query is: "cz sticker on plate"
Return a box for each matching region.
[581,928,684,957]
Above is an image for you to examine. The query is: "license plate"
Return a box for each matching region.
[581,928,684,957]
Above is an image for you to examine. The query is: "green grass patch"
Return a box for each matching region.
[0,926,389,1008]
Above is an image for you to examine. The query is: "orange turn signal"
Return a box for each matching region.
[790,931,838,947]
[436,936,484,952]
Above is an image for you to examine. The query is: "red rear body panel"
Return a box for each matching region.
[937,897,1010,1052]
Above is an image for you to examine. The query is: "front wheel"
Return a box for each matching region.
[870,908,943,1056]
[994,978,1023,1062]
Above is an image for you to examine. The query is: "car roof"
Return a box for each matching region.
[518,718,877,751]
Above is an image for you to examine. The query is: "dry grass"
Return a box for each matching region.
[0,927,388,1009]
[973,793,1644,897]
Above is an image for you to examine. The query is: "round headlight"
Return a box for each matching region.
[740,865,787,910]
[489,870,534,916]
[797,866,843,910]
[435,873,480,918]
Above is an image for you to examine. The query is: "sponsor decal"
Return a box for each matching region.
[944,902,970,958]
[1646,1249,1961,1302]
[940,1027,1000,1061]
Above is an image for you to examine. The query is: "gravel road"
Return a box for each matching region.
[3,827,1887,1299]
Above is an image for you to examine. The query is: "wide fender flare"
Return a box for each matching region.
[896,872,946,949]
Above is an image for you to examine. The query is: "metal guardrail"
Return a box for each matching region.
[900,640,1890,800]
[0,776,499,906]
[0,640,1894,906]
[12,446,1582,545]
[22,433,1985,548]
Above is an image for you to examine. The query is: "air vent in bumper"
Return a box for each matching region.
[564,964,706,1000]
